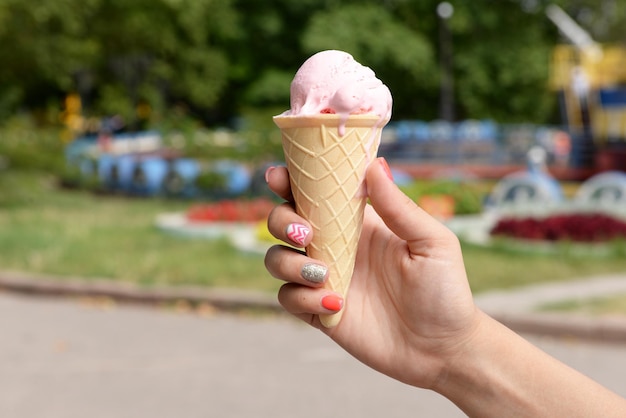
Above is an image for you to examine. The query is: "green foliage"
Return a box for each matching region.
[448,1,557,122]
[538,293,626,316]
[0,0,238,123]
[194,171,228,193]
[236,106,286,163]
[0,116,65,173]
[1,0,626,125]
[301,4,438,119]
[461,240,626,293]
[172,48,230,109]
[552,0,626,43]
[96,84,136,122]
[0,171,56,208]
[0,0,100,107]
[1,171,625,292]
[0,171,277,289]
[400,180,488,215]
[244,70,292,107]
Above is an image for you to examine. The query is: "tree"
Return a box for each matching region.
[229,0,564,123]
[0,0,100,118]
[84,0,240,123]
[448,0,559,122]
[1,0,624,127]
[0,0,240,124]
[301,3,438,120]
[553,0,626,44]
[222,0,324,115]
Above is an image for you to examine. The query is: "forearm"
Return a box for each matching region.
[433,310,626,417]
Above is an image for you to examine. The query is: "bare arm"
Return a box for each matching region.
[264,159,626,417]
[436,311,626,417]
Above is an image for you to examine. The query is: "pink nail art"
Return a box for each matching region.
[286,223,310,246]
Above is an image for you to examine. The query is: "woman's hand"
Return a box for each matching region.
[265,158,626,417]
[264,158,481,389]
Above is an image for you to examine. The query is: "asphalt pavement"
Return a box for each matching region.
[2,290,626,418]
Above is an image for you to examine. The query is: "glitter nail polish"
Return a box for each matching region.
[301,263,327,284]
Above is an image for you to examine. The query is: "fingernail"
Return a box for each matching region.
[286,223,310,246]
[321,295,343,312]
[264,166,276,183]
[301,263,327,284]
[379,157,394,181]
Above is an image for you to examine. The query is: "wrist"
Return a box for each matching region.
[431,310,546,417]
[429,308,491,393]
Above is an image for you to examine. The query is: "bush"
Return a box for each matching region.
[400,180,486,215]
[0,117,65,173]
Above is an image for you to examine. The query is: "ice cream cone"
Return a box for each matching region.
[273,114,383,327]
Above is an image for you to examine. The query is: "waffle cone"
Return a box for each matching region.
[273,114,383,327]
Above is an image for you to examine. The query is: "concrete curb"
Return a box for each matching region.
[2,271,626,343]
[487,311,626,344]
[474,275,626,343]
[0,271,283,314]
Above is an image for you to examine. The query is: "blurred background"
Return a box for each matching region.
[1,0,626,304]
[4,2,626,417]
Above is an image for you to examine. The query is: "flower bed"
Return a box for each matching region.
[186,198,275,223]
[490,213,626,242]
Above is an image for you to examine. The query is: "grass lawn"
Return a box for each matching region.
[1,170,626,295]
[538,294,626,317]
[0,171,279,292]
[462,241,626,293]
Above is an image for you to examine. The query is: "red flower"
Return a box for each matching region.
[186,198,275,223]
[490,213,626,242]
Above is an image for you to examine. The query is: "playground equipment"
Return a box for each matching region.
[547,4,626,171]
[381,5,625,181]
[379,119,565,175]
[162,158,202,197]
[66,129,255,198]
[574,171,626,208]
[487,146,563,212]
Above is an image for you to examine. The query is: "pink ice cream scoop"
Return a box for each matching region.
[283,50,392,135]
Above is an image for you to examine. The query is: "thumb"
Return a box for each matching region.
[366,158,452,249]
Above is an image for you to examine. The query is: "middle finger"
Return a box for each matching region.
[264,245,328,287]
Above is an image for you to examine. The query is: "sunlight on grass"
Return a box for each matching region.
[462,241,626,293]
[1,171,626,294]
[0,171,278,292]
[538,294,626,316]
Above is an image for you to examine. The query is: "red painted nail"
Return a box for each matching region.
[379,157,394,181]
[321,295,343,312]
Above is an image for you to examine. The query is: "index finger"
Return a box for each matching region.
[265,166,294,202]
